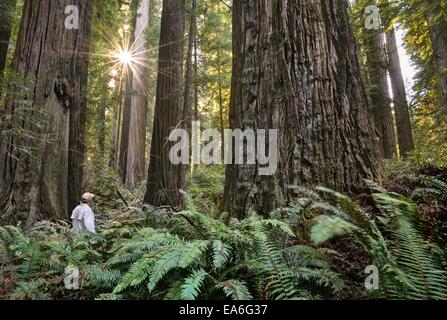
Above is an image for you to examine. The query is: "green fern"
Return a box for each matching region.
[180,269,209,300]
[310,187,447,299]
[217,280,253,300]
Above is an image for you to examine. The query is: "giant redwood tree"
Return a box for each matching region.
[0,0,93,226]
[119,0,151,188]
[144,0,185,208]
[224,0,379,218]
[124,0,151,188]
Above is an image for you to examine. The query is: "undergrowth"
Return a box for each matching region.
[1,167,446,300]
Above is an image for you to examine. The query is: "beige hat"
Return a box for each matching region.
[81,192,95,203]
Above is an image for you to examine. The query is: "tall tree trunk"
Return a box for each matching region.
[144,0,185,208]
[0,0,93,226]
[363,2,397,159]
[425,1,447,108]
[98,96,106,158]
[183,0,196,127]
[193,33,199,121]
[124,0,151,188]
[0,0,17,76]
[224,0,379,218]
[385,24,415,156]
[119,72,132,180]
[217,66,225,157]
[109,86,124,168]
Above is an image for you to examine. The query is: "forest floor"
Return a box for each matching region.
[1,161,446,300]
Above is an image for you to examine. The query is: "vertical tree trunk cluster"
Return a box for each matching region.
[144,0,185,208]
[224,0,379,218]
[0,0,93,226]
[385,24,415,156]
[363,1,397,159]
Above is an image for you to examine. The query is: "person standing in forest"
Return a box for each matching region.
[71,193,96,234]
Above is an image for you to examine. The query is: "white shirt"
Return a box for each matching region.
[71,204,96,234]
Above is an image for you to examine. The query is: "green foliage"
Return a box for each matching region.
[1,170,446,300]
[310,185,447,299]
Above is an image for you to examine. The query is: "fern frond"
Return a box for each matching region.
[217,280,253,300]
[180,269,209,300]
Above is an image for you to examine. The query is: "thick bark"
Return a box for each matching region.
[0,0,93,226]
[224,0,379,218]
[144,0,185,208]
[425,1,447,108]
[385,25,415,156]
[124,0,150,188]
[0,0,17,76]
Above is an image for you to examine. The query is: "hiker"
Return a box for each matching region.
[71,192,96,234]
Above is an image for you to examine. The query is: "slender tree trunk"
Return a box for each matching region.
[0,0,93,226]
[0,0,17,76]
[144,0,185,208]
[425,1,447,108]
[183,0,196,128]
[193,33,199,121]
[224,0,379,218]
[217,67,225,157]
[362,2,397,159]
[124,0,151,188]
[119,72,132,180]
[98,97,106,158]
[109,86,124,168]
[385,25,415,156]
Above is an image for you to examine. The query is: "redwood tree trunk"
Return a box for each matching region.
[144,0,185,208]
[119,72,132,180]
[124,0,151,188]
[385,25,415,156]
[362,2,397,159]
[183,0,196,127]
[224,0,379,218]
[0,0,93,226]
[0,0,16,76]
[425,1,447,108]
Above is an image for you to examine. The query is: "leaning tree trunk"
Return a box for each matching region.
[124,0,150,188]
[425,1,447,108]
[385,24,415,156]
[224,0,379,218]
[144,0,185,208]
[0,0,92,227]
[0,0,17,76]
